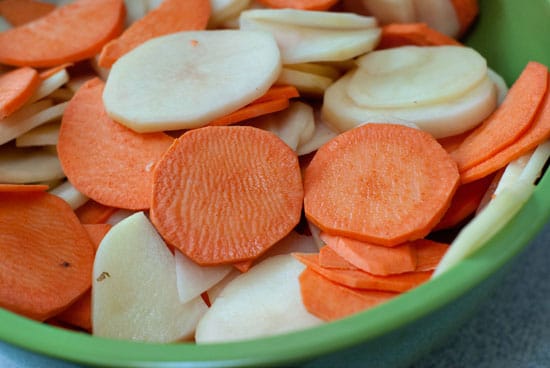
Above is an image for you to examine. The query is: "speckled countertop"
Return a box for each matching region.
[1,223,549,368]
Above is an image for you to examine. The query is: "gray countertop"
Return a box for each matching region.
[1,223,549,368]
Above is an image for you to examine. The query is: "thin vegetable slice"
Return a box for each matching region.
[377,23,461,49]
[98,0,211,68]
[0,145,64,184]
[92,212,208,342]
[460,85,550,183]
[58,78,174,210]
[0,67,40,119]
[151,125,303,265]
[0,191,95,321]
[255,0,339,10]
[75,200,117,224]
[0,0,125,67]
[304,123,460,246]
[434,174,494,230]
[299,268,397,322]
[294,253,431,292]
[103,30,282,132]
[207,98,290,126]
[451,62,549,172]
[320,233,417,275]
[195,255,322,343]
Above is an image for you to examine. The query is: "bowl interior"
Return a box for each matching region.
[1,0,549,367]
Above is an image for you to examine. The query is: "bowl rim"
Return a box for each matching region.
[1,0,550,366]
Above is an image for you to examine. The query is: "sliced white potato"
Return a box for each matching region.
[413,0,460,37]
[209,0,251,28]
[195,255,322,343]
[349,46,488,108]
[433,179,534,277]
[104,30,281,132]
[15,121,60,147]
[0,101,67,145]
[175,250,233,304]
[92,212,208,342]
[487,68,509,105]
[277,68,334,97]
[0,145,65,184]
[322,72,497,138]
[285,62,341,80]
[240,8,378,29]
[519,140,550,183]
[240,19,381,64]
[124,0,149,26]
[494,140,550,196]
[296,110,338,156]
[343,0,416,24]
[147,0,163,10]
[250,101,315,151]
[49,180,89,210]
[207,270,240,305]
[27,69,69,104]
[90,55,110,81]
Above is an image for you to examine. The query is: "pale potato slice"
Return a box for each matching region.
[27,69,69,104]
[343,0,416,24]
[0,101,67,145]
[322,72,497,138]
[124,0,149,26]
[296,110,338,156]
[0,145,64,184]
[195,255,322,343]
[433,179,534,277]
[103,30,281,132]
[206,270,240,305]
[147,0,163,10]
[240,8,378,29]
[250,101,315,151]
[92,212,208,342]
[277,68,334,97]
[239,18,381,64]
[49,180,89,210]
[209,0,251,28]
[286,62,341,79]
[413,0,460,37]
[16,121,60,147]
[494,140,550,196]
[519,140,550,183]
[175,250,233,304]
[487,68,508,105]
[349,46,488,108]
[90,55,110,80]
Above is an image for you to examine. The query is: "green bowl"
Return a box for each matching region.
[1,0,549,366]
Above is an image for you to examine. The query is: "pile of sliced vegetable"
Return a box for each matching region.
[0,0,549,345]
